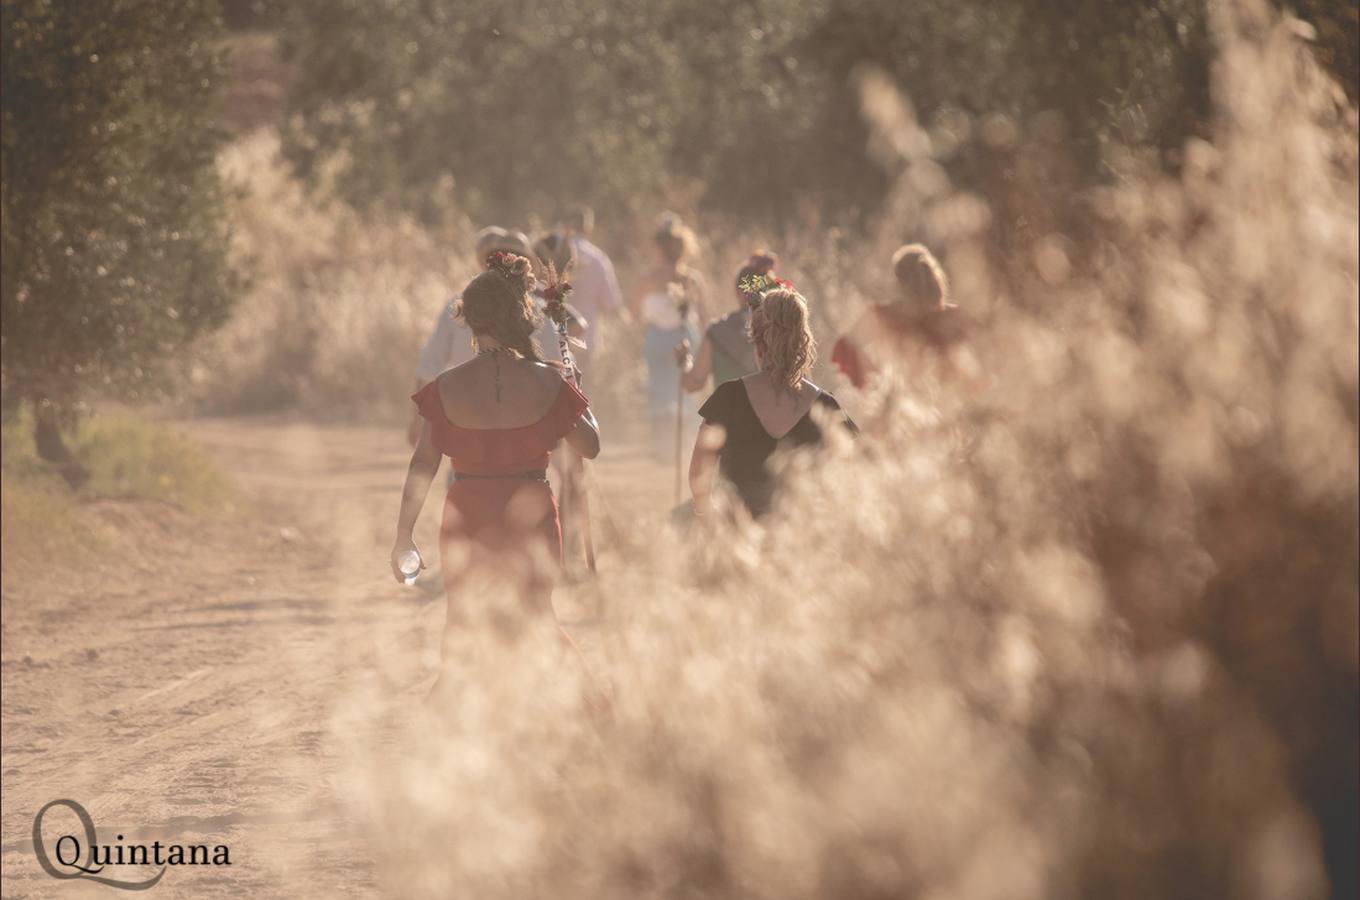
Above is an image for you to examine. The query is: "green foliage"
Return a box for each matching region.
[0,408,232,571]
[1,0,240,412]
[73,413,234,510]
[1,407,233,511]
[0,411,85,555]
[274,0,1222,230]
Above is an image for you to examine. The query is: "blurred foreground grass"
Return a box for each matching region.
[295,6,1356,898]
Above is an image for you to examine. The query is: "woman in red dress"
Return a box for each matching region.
[390,252,601,689]
[831,243,975,389]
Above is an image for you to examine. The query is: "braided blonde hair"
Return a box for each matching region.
[749,288,816,389]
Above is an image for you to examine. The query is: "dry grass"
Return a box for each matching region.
[201,3,1356,897]
[188,132,473,420]
[0,410,235,574]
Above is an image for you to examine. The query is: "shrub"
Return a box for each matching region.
[1,0,240,438]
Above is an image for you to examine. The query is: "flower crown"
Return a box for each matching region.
[738,272,795,298]
[486,250,531,282]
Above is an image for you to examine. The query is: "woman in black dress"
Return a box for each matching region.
[689,283,857,518]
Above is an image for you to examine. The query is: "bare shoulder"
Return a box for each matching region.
[440,355,482,383]
[527,361,569,394]
[430,364,463,405]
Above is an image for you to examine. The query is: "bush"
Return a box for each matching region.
[273,0,1355,245]
[1,0,240,420]
[189,131,468,420]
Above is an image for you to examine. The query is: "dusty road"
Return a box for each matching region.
[1,416,674,898]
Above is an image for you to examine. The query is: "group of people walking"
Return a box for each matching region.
[392,207,964,692]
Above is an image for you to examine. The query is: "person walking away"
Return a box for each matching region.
[564,204,625,363]
[689,282,857,519]
[407,228,566,448]
[392,251,602,700]
[635,213,703,460]
[830,243,978,391]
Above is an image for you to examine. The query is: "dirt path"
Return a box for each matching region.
[1,416,674,898]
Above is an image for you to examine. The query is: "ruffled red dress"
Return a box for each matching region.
[411,378,590,607]
[831,304,972,388]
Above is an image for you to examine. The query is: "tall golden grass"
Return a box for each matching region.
[192,133,474,418]
[215,2,1356,896]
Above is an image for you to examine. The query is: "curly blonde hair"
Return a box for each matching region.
[458,252,546,362]
[749,288,817,388]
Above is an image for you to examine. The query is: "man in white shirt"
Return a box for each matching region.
[566,205,624,356]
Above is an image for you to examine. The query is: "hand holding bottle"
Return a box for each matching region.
[390,536,425,585]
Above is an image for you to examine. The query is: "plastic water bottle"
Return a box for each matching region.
[397,549,422,585]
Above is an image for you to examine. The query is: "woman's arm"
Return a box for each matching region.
[684,270,710,322]
[564,407,601,460]
[831,308,882,389]
[407,378,427,447]
[565,303,589,342]
[390,419,441,580]
[688,422,723,516]
[678,336,713,393]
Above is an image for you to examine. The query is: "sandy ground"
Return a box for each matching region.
[1,415,676,898]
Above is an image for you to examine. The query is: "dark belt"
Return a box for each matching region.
[451,470,549,483]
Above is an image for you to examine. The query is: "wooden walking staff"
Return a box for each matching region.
[541,267,597,574]
[670,280,692,506]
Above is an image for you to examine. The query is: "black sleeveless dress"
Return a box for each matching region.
[697,379,858,517]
